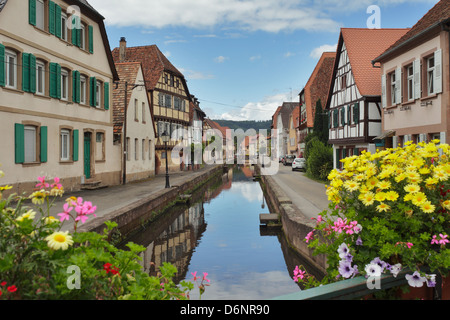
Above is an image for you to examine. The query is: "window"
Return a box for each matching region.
[5,49,17,89]
[390,72,397,105]
[80,24,86,50]
[61,68,69,100]
[36,59,45,95]
[35,0,45,30]
[24,126,37,163]
[61,12,68,41]
[341,74,347,90]
[148,140,152,160]
[427,56,435,96]
[61,129,70,161]
[80,75,86,104]
[95,80,102,107]
[135,138,138,160]
[406,65,414,101]
[142,139,145,161]
[134,99,138,121]
[95,132,105,161]
[126,137,130,161]
[142,102,146,123]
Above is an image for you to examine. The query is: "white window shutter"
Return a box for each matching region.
[440,132,446,145]
[413,59,421,100]
[381,74,386,108]
[395,67,402,104]
[434,49,442,94]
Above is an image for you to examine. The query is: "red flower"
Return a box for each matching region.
[7,285,17,293]
[0,281,6,286]
[103,263,120,276]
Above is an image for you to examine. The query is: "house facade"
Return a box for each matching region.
[273,102,297,157]
[112,38,191,173]
[113,62,156,184]
[297,51,335,157]
[326,28,409,169]
[0,0,120,194]
[288,105,299,156]
[372,0,450,148]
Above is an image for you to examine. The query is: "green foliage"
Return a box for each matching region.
[305,137,333,181]
[0,176,201,300]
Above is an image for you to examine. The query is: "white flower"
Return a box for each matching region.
[337,243,350,259]
[405,271,426,288]
[365,263,382,277]
[390,263,402,278]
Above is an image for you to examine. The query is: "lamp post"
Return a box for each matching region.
[161,130,170,188]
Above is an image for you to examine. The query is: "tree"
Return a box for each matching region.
[312,99,328,144]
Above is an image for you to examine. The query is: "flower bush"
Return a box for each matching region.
[0,172,205,300]
[294,141,450,295]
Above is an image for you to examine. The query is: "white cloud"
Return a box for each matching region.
[216,92,293,121]
[88,0,341,33]
[249,55,261,61]
[214,56,229,63]
[178,68,215,80]
[284,51,295,58]
[310,44,337,59]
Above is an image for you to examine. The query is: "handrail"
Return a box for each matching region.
[273,271,410,300]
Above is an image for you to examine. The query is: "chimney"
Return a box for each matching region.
[119,37,127,62]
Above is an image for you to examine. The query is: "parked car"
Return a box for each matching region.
[284,155,295,166]
[292,158,306,171]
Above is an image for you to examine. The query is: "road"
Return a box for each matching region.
[271,163,330,220]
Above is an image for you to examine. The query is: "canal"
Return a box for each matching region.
[122,165,322,300]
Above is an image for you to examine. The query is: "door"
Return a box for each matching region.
[84,132,91,179]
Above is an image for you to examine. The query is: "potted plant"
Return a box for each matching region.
[294,140,450,299]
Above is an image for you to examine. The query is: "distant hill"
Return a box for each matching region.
[212,120,271,132]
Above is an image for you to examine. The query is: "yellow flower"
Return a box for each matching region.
[366,177,379,190]
[344,180,360,192]
[385,191,399,201]
[43,216,58,225]
[425,177,438,186]
[433,169,448,181]
[411,192,427,206]
[404,184,420,193]
[406,171,421,182]
[419,167,431,175]
[45,231,74,250]
[394,173,407,183]
[360,192,375,206]
[374,192,386,202]
[420,201,435,213]
[30,190,48,205]
[16,209,36,222]
[354,173,365,181]
[376,180,391,190]
[376,203,390,212]
[442,200,450,210]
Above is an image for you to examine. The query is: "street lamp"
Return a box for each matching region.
[161,130,171,188]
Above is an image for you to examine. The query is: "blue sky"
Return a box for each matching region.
[88,0,439,121]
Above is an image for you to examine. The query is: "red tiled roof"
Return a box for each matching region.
[341,28,409,96]
[112,62,141,134]
[111,44,184,91]
[374,0,450,62]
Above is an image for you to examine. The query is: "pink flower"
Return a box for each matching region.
[36,176,49,189]
[202,272,210,283]
[51,177,63,189]
[305,231,314,243]
[293,266,306,282]
[191,271,198,281]
[432,234,449,245]
[57,203,73,222]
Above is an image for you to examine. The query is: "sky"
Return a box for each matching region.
[88,0,439,121]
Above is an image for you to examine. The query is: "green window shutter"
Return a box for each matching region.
[71,16,79,46]
[40,126,48,163]
[22,53,31,92]
[88,25,94,53]
[56,64,61,99]
[354,148,359,156]
[353,103,359,124]
[49,1,55,35]
[90,77,96,106]
[104,82,109,110]
[29,0,36,26]
[73,129,79,161]
[72,70,80,103]
[55,4,62,38]
[0,43,4,87]
[29,54,36,93]
[15,123,25,164]
[340,107,345,126]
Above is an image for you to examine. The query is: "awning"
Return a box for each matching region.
[374,130,395,140]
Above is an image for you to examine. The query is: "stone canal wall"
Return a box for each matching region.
[257,166,327,275]
[78,165,224,238]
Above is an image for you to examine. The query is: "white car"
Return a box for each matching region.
[292,158,306,171]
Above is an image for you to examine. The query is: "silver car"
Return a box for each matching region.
[292,158,306,171]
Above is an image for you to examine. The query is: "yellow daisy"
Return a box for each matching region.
[442,200,450,210]
[404,184,420,193]
[16,209,36,222]
[45,231,74,251]
[360,192,375,206]
[385,191,399,201]
[366,177,379,190]
[344,180,360,192]
[376,203,390,213]
[411,192,427,206]
[374,192,386,202]
[376,180,391,190]
[30,190,48,205]
[420,201,435,213]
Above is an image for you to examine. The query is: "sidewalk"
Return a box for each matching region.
[48,165,218,232]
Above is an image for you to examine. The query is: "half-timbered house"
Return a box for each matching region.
[326,28,409,169]
[112,38,192,173]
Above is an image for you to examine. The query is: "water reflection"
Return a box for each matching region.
[122,165,322,300]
